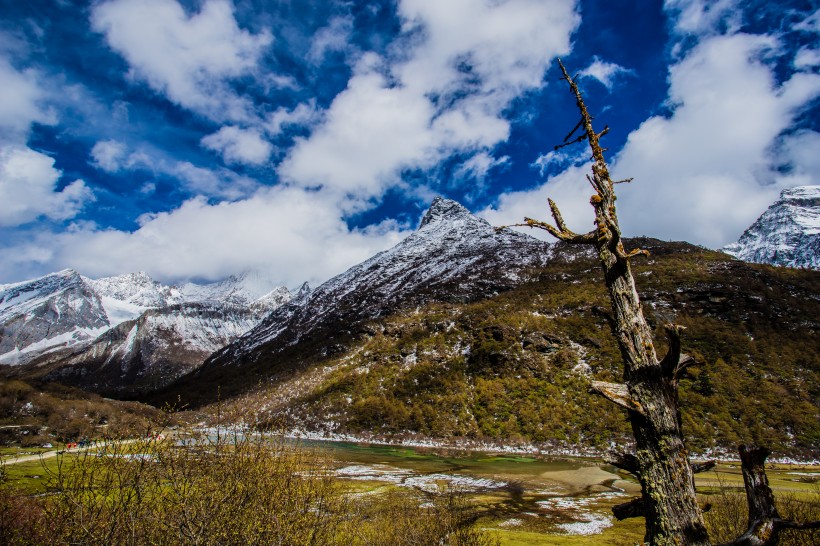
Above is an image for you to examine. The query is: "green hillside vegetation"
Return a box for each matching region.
[240,240,818,457]
[0,379,162,448]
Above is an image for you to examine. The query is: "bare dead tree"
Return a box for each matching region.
[501,59,819,546]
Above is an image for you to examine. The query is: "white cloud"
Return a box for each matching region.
[397,0,578,99]
[777,130,820,185]
[794,46,820,69]
[278,0,579,202]
[0,147,94,227]
[87,139,260,200]
[90,139,127,172]
[308,16,355,63]
[663,0,742,37]
[483,32,820,248]
[454,152,509,183]
[201,126,273,165]
[794,8,820,33]
[613,33,820,246]
[91,0,272,122]
[265,102,321,136]
[167,161,259,200]
[531,148,587,177]
[279,64,439,199]
[0,56,55,142]
[479,162,596,241]
[579,57,633,89]
[3,186,409,287]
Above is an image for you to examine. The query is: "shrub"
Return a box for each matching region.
[0,424,497,546]
[703,477,820,546]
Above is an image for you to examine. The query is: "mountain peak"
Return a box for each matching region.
[723,184,819,269]
[781,185,820,205]
[418,197,477,229]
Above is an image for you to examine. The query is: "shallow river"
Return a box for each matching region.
[302,440,643,539]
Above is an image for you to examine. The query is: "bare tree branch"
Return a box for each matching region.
[613,497,644,520]
[589,381,646,415]
[563,118,584,143]
[606,451,640,477]
[691,461,716,474]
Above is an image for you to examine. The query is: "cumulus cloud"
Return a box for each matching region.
[308,15,355,63]
[613,33,820,246]
[664,0,742,37]
[579,56,634,89]
[483,17,820,249]
[776,130,820,186]
[278,0,579,201]
[201,126,273,165]
[530,148,587,177]
[91,0,272,122]
[794,8,820,33]
[90,139,127,172]
[0,55,55,142]
[87,138,260,200]
[454,152,509,183]
[1,186,409,286]
[0,147,94,227]
[265,102,321,136]
[794,46,820,69]
[479,162,594,241]
[169,161,259,199]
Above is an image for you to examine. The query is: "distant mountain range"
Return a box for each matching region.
[2,193,819,456]
[0,269,294,394]
[723,185,819,270]
[2,197,554,397]
[4,190,818,394]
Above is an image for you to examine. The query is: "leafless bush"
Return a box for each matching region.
[703,475,820,546]
[1,423,497,545]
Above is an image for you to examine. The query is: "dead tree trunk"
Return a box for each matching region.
[502,59,819,545]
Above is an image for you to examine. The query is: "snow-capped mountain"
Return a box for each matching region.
[723,185,820,269]
[0,270,109,365]
[0,268,292,376]
[178,270,289,307]
[47,302,269,395]
[86,272,185,326]
[197,197,553,383]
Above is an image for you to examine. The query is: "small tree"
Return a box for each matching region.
[504,59,819,546]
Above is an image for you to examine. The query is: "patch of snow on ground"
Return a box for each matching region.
[333,463,507,492]
[497,518,523,527]
[537,492,624,536]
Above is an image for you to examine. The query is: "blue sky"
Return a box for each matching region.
[0,0,818,287]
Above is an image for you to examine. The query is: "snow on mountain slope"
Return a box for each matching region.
[723,185,820,270]
[205,197,554,370]
[0,270,109,365]
[87,272,185,326]
[88,272,184,308]
[178,270,289,307]
[251,286,293,313]
[47,302,268,395]
[2,267,293,376]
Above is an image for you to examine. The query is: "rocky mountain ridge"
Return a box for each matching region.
[206,238,819,458]
[723,185,820,269]
[2,196,818,457]
[166,197,555,399]
[1,269,294,392]
[0,269,110,366]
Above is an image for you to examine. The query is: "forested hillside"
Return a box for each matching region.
[203,239,819,458]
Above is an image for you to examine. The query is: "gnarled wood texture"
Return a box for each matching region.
[507,59,819,545]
